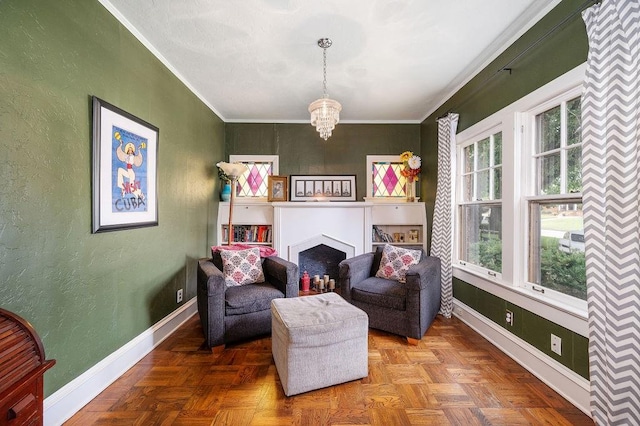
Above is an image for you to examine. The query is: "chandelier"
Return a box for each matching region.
[308,38,342,141]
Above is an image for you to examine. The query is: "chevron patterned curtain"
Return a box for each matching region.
[430,113,459,318]
[582,1,640,423]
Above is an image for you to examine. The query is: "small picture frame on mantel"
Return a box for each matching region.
[268,175,288,202]
[290,175,356,201]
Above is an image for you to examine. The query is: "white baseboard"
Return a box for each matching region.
[452,300,591,416]
[44,299,198,426]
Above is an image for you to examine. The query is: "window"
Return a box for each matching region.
[526,95,586,301]
[452,65,588,317]
[457,130,503,276]
[229,155,279,200]
[366,155,409,199]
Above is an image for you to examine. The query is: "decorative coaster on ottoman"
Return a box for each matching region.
[270,292,369,396]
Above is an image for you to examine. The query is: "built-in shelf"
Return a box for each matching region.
[216,201,428,255]
[221,224,272,245]
[373,225,422,247]
[217,202,274,247]
[371,203,427,252]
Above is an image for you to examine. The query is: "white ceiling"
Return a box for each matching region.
[101,0,560,123]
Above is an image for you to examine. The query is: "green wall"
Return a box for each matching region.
[420,0,590,378]
[225,123,420,200]
[454,279,589,378]
[0,0,223,396]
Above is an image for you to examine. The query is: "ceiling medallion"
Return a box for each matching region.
[308,38,342,141]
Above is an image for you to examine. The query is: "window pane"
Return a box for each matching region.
[237,162,271,197]
[460,205,502,273]
[464,145,474,173]
[372,162,405,197]
[529,201,586,300]
[538,153,561,195]
[493,132,502,166]
[536,105,561,153]
[567,147,582,193]
[493,167,502,200]
[477,138,490,169]
[567,97,581,147]
[463,174,474,202]
[477,170,490,200]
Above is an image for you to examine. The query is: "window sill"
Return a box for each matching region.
[221,197,269,204]
[453,264,588,336]
[363,197,420,203]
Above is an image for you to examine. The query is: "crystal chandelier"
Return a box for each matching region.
[308,38,342,141]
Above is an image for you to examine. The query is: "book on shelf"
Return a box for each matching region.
[372,225,393,243]
[222,224,272,244]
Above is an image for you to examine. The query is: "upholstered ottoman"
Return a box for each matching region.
[271,292,368,396]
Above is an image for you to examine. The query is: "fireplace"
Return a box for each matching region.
[272,202,373,289]
[287,232,357,288]
[299,244,347,281]
[274,202,369,256]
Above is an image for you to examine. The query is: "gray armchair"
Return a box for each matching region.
[338,246,441,344]
[197,253,299,352]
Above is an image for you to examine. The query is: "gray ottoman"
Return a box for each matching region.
[271,292,368,396]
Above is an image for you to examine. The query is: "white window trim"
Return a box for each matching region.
[229,155,279,203]
[229,155,279,175]
[452,63,588,335]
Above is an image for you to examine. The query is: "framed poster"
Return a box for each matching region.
[267,175,288,202]
[91,96,158,233]
[290,175,356,201]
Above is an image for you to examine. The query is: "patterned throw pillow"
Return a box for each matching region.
[220,247,265,286]
[375,244,421,283]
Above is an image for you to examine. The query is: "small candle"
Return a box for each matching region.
[324,275,330,284]
[314,275,320,282]
[329,279,335,290]
[318,280,325,290]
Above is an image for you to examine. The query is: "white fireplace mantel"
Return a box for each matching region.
[272,202,373,263]
[216,201,428,262]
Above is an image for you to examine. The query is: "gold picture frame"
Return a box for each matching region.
[268,175,288,202]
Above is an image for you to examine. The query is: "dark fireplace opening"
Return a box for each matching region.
[299,244,346,285]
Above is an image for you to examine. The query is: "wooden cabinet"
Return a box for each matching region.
[217,202,273,246]
[0,309,55,426]
[371,203,427,251]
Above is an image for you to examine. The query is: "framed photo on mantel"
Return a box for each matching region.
[290,175,356,201]
[268,175,288,202]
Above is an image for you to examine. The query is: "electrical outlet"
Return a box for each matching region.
[551,334,562,356]
[177,289,183,304]
[505,309,514,326]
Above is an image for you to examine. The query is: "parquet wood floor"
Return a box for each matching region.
[65,314,593,425]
